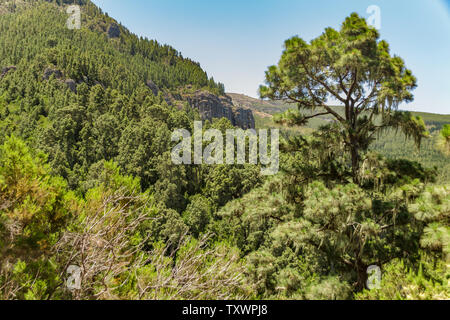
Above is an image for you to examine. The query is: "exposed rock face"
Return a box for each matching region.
[146,80,159,96]
[43,68,63,80]
[64,79,77,93]
[0,66,16,79]
[107,23,120,38]
[42,68,77,93]
[233,107,256,130]
[182,91,255,129]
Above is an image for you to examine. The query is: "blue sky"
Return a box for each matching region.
[91,0,450,114]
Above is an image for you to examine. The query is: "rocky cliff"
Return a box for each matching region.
[146,82,255,130]
[182,91,255,130]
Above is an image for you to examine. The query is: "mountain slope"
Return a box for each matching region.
[0,0,257,192]
[0,0,225,95]
[0,0,256,129]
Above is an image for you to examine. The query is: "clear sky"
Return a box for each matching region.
[91,0,450,115]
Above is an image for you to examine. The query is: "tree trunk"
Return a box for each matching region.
[350,140,360,185]
[356,260,368,291]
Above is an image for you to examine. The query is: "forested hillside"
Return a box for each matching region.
[0,0,233,188]
[0,0,260,299]
[0,1,448,300]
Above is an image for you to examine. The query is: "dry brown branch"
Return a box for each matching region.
[136,233,249,300]
[53,189,153,300]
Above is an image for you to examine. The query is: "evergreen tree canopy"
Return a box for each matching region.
[260,13,429,182]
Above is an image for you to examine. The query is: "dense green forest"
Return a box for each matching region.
[0,0,448,300]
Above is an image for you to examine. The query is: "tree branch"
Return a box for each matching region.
[299,59,348,104]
